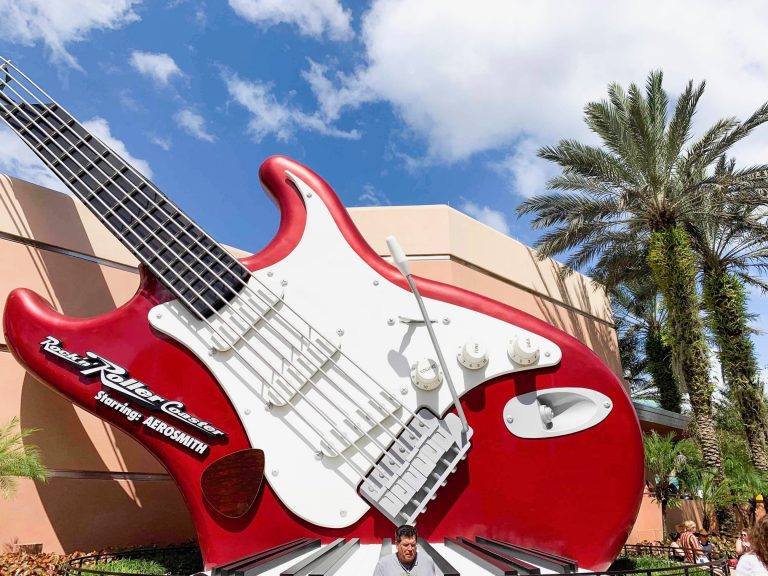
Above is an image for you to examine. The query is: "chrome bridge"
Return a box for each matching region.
[359,408,472,525]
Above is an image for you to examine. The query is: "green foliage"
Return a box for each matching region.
[644,431,700,536]
[0,417,48,498]
[90,558,167,574]
[517,71,768,505]
[645,325,681,413]
[685,469,733,530]
[703,268,768,472]
[610,555,685,572]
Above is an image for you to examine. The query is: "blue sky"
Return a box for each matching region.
[0,0,766,375]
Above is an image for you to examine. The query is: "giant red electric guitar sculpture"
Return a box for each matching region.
[0,60,643,572]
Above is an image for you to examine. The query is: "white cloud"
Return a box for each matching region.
[490,139,557,198]
[0,0,140,68]
[0,116,151,193]
[84,117,153,179]
[223,72,360,142]
[130,51,184,87]
[303,60,375,122]
[150,134,172,150]
[459,199,510,235]
[357,184,391,206]
[229,0,352,41]
[307,0,768,196]
[0,125,68,192]
[174,109,216,142]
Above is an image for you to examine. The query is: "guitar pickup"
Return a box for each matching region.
[360,408,472,525]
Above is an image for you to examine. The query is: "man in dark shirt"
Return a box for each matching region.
[373,524,436,575]
[698,530,715,560]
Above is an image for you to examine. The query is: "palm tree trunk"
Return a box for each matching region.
[648,227,738,535]
[703,269,768,473]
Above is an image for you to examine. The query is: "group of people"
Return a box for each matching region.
[667,517,768,575]
[669,520,717,563]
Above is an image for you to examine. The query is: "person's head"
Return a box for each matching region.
[698,530,709,542]
[395,525,418,564]
[684,520,697,532]
[675,523,685,533]
[670,532,681,542]
[741,529,751,542]
[750,517,768,568]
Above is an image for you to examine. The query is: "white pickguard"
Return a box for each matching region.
[149,171,562,528]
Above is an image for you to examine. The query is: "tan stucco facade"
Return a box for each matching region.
[0,174,623,553]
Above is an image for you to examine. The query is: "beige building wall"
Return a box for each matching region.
[0,175,621,553]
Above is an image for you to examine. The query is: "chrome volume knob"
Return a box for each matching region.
[457,340,488,370]
[410,358,443,391]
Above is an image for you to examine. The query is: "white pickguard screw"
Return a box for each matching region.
[340,509,347,517]
[400,386,408,395]
[506,416,514,423]
[373,280,380,286]
[544,351,551,358]
[244,408,251,415]
[267,271,273,277]
[281,279,288,287]
[387,318,395,326]
[271,469,279,477]
[443,318,450,325]
[155,312,162,319]
[265,402,273,411]
[306,192,313,198]
[337,329,344,337]
[315,451,323,461]
[604,401,611,409]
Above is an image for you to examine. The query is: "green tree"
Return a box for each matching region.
[643,431,698,539]
[0,417,48,498]
[517,71,768,533]
[687,177,768,473]
[610,274,681,412]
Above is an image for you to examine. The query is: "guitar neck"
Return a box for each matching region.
[0,60,250,319]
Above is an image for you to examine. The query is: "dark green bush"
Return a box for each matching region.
[90,558,167,575]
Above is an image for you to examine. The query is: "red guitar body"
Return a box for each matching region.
[4,156,643,570]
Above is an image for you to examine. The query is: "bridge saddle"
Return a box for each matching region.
[360,408,472,524]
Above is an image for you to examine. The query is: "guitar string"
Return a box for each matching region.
[0,69,434,457]
[0,61,431,443]
[1,78,451,519]
[0,64,440,473]
[0,64,446,484]
[0,79,388,476]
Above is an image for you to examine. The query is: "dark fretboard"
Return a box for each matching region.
[0,92,250,319]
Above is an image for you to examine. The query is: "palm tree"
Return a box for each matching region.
[610,274,682,412]
[517,70,768,532]
[644,431,698,539]
[687,175,768,473]
[0,417,48,498]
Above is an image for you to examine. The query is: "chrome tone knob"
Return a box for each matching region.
[410,358,443,391]
[457,340,488,370]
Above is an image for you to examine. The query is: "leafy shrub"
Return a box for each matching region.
[90,558,167,574]
[610,555,687,573]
